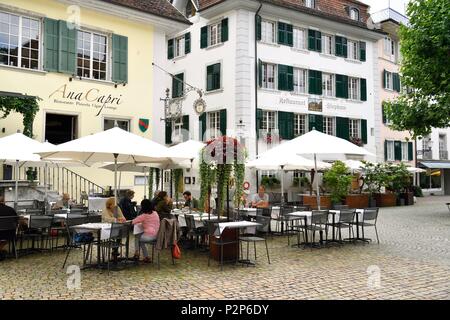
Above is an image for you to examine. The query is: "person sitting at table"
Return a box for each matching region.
[52,193,74,210]
[150,190,160,207]
[240,190,251,208]
[251,185,269,208]
[0,196,17,256]
[119,190,137,221]
[182,191,199,211]
[132,199,160,263]
[155,191,173,220]
[102,197,126,223]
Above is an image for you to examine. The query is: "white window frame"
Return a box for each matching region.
[323,116,335,136]
[262,62,276,90]
[385,71,393,90]
[384,37,396,61]
[293,26,306,50]
[293,68,307,94]
[348,77,360,100]
[134,176,149,186]
[322,73,334,97]
[207,111,220,139]
[261,19,276,44]
[321,33,334,55]
[349,119,361,139]
[401,142,409,161]
[294,113,308,136]
[350,8,360,21]
[386,140,395,161]
[77,29,109,81]
[103,118,130,131]
[174,35,185,58]
[305,0,315,8]
[208,22,222,47]
[172,116,183,143]
[347,39,359,60]
[261,110,277,133]
[0,11,41,70]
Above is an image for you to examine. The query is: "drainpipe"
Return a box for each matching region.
[255,2,262,191]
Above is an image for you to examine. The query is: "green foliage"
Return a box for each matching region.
[384,0,450,138]
[172,169,184,194]
[323,161,352,204]
[362,162,412,194]
[260,176,280,188]
[0,96,40,137]
[387,163,412,194]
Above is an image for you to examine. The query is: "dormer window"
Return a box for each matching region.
[185,1,195,18]
[305,0,315,9]
[350,8,360,21]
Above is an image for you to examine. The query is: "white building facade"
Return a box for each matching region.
[155,0,385,198]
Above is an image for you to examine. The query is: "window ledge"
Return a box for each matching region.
[73,76,117,86]
[291,47,309,54]
[319,53,337,60]
[290,92,308,97]
[205,88,224,95]
[346,99,364,104]
[0,64,47,75]
[322,96,338,100]
[172,54,187,62]
[206,42,224,50]
[344,58,362,64]
[259,88,279,94]
[259,41,280,48]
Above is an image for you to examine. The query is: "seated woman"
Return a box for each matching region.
[155,191,173,220]
[52,193,74,210]
[102,197,126,223]
[132,199,160,263]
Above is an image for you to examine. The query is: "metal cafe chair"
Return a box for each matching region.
[19,215,53,252]
[305,210,329,249]
[185,214,207,249]
[238,215,271,265]
[329,209,356,243]
[103,222,131,274]
[0,216,19,259]
[62,216,94,269]
[350,208,380,244]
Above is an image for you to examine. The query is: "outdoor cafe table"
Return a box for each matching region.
[329,209,365,241]
[239,206,280,219]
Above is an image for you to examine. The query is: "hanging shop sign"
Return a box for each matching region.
[243,181,250,190]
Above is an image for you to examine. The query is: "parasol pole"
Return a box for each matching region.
[314,154,321,210]
[113,153,118,218]
[14,159,19,211]
[280,165,285,205]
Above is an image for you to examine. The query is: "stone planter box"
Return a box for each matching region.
[303,195,331,210]
[374,193,397,207]
[345,194,369,209]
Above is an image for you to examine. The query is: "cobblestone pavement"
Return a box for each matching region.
[0,196,449,300]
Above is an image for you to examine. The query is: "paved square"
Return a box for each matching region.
[0,196,449,300]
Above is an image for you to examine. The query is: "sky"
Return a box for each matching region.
[359,0,410,15]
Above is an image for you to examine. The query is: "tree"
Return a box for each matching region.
[384,0,450,138]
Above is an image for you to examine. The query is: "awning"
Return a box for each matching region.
[419,161,450,169]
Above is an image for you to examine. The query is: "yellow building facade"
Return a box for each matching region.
[0,0,189,201]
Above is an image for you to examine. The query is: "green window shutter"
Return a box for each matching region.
[278,64,287,91]
[287,65,294,91]
[342,37,347,58]
[219,109,227,136]
[58,20,76,75]
[221,18,228,42]
[335,36,347,57]
[172,73,184,98]
[360,78,367,101]
[165,120,172,145]
[408,142,414,161]
[384,140,388,161]
[206,64,220,91]
[393,73,401,92]
[184,33,191,54]
[199,113,207,141]
[336,117,349,140]
[309,70,322,95]
[200,26,208,48]
[112,34,128,83]
[256,108,263,138]
[394,141,402,161]
[361,119,367,144]
[182,115,189,141]
[167,38,174,59]
[359,41,366,61]
[44,18,59,72]
[383,70,387,89]
[258,59,263,87]
[277,22,286,45]
[278,111,294,140]
[214,63,221,90]
[335,74,348,99]
[286,24,293,46]
[308,29,316,51]
[315,30,321,52]
[316,70,323,95]
[309,114,323,132]
[256,15,262,41]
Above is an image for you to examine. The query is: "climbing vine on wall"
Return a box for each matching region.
[0,96,41,137]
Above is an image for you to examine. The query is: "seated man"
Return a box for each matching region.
[182,191,199,211]
[251,185,269,208]
[52,193,74,210]
[119,189,137,221]
[0,196,17,255]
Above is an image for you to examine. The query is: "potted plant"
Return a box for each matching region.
[387,163,413,206]
[261,176,281,190]
[361,162,398,207]
[323,161,352,208]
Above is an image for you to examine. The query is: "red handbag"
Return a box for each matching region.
[172,243,181,259]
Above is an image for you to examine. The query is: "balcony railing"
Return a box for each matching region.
[439,150,448,160]
[418,149,433,160]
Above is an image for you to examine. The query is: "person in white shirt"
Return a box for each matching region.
[251,185,269,208]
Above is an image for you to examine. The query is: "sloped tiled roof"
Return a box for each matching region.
[99,0,191,24]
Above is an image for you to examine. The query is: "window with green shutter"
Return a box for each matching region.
[258,59,263,87]
[408,142,414,161]
[359,41,366,61]
[335,74,348,98]
[165,120,172,145]
[256,15,262,41]
[185,33,191,54]
[199,112,207,141]
[182,115,189,141]
[277,22,293,46]
[361,119,367,144]
[58,20,77,75]
[167,39,174,59]
[308,29,321,52]
[336,117,350,140]
[360,78,367,101]
[112,34,128,83]
[278,111,294,140]
[278,64,293,91]
[335,36,347,58]
[308,70,322,95]
[220,109,227,136]
[308,114,323,132]
[172,73,184,98]
[393,73,401,92]
[394,141,402,161]
[206,63,221,91]
[221,18,229,42]
[44,18,59,72]
[200,26,208,48]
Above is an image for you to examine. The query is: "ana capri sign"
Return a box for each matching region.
[49,84,123,116]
